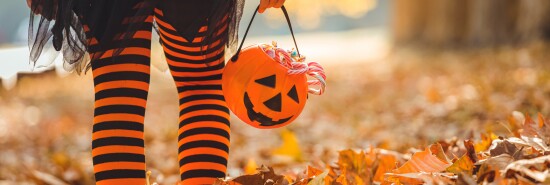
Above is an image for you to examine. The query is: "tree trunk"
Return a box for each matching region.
[393,0,550,48]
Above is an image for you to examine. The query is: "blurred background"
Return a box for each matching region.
[2,0,550,184]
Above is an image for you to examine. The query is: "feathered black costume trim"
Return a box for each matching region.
[28,0,245,74]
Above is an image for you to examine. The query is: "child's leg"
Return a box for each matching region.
[154,9,230,184]
[88,13,153,185]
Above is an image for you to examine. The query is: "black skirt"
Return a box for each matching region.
[28,0,245,73]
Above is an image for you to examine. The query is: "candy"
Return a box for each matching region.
[261,41,309,67]
[265,49,275,58]
[259,41,327,95]
[291,49,298,58]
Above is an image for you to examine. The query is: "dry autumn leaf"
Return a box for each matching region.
[229,166,289,185]
[306,170,328,185]
[393,143,451,174]
[31,170,68,185]
[508,112,523,138]
[384,172,456,185]
[489,139,519,158]
[446,154,474,175]
[245,158,259,175]
[307,165,324,179]
[337,149,371,173]
[334,174,349,185]
[504,155,550,183]
[373,150,400,182]
[522,114,540,138]
[457,173,476,185]
[474,133,497,153]
[476,154,514,172]
[272,129,303,163]
[336,149,373,183]
[373,155,397,182]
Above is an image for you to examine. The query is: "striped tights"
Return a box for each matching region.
[89,6,230,185]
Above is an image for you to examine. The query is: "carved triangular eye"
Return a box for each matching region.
[264,93,282,112]
[287,85,299,103]
[255,75,276,88]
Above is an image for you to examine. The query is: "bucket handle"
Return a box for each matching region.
[231,5,300,62]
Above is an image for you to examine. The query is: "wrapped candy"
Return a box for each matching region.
[260,41,308,67]
[257,41,326,96]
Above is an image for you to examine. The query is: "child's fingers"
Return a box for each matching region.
[274,0,285,8]
[268,0,278,8]
[258,0,270,13]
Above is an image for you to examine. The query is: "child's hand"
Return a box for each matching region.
[258,0,286,13]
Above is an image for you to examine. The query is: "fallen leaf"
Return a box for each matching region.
[508,111,525,137]
[373,151,398,182]
[504,155,550,183]
[477,154,514,171]
[477,170,495,184]
[384,173,425,185]
[536,113,550,144]
[245,158,258,175]
[474,133,496,153]
[394,143,451,174]
[384,172,455,185]
[446,154,474,175]
[520,136,550,154]
[519,113,550,153]
[521,114,539,138]
[334,174,348,185]
[231,166,289,185]
[32,170,68,185]
[307,170,328,185]
[337,149,372,179]
[273,129,303,163]
[306,166,324,179]
[456,172,476,185]
[463,140,478,163]
[489,139,519,158]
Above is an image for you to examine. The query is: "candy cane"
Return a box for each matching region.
[305,62,326,95]
[262,44,327,95]
[275,48,293,67]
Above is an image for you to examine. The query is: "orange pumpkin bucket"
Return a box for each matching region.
[222,6,326,129]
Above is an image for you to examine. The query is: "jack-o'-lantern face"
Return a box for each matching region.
[222,45,308,129]
[244,73,303,126]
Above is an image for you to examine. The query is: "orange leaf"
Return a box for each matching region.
[384,173,427,185]
[244,158,258,175]
[373,152,398,182]
[445,154,474,175]
[306,170,328,185]
[231,166,289,185]
[307,166,324,179]
[272,129,302,162]
[474,133,495,152]
[337,149,372,175]
[394,144,450,174]
[522,114,539,138]
[385,172,455,185]
[537,113,545,128]
[508,112,524,137]
[335,174,348,185]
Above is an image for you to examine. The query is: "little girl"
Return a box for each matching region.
[27,0,285,184]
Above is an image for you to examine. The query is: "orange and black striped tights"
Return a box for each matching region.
[88,7,230,185]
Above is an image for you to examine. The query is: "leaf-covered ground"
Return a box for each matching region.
[1,42,550,184]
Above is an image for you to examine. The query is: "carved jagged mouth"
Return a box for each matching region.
[244,92,292,126]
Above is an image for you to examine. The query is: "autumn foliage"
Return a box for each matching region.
[2,43,550,184]
[216,112,550,184]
